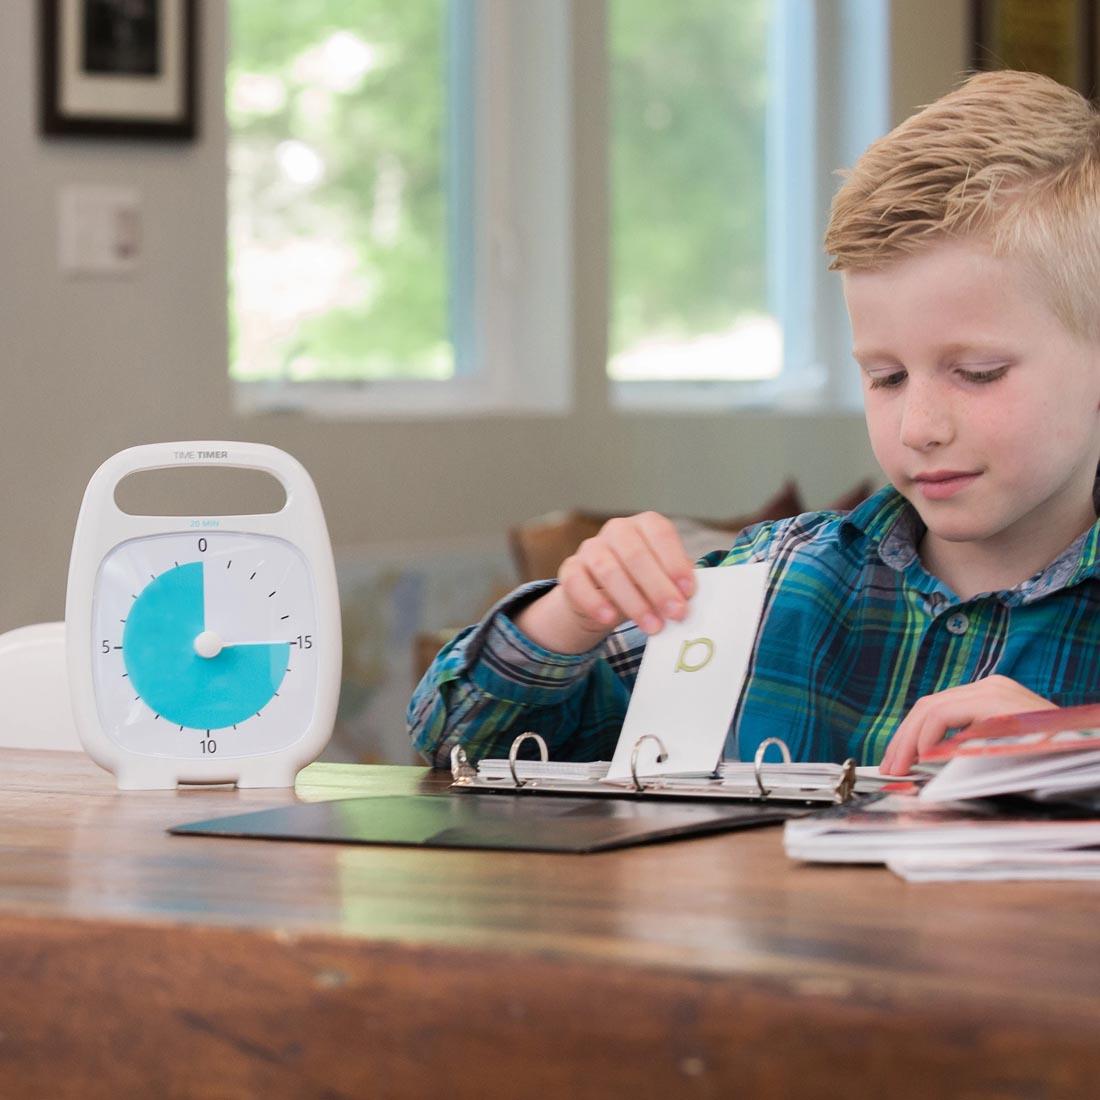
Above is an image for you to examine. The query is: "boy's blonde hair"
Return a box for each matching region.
[825,70,1100,340]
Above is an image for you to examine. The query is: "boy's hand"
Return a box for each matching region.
[880,675,1057,775]
[513,512,696,654]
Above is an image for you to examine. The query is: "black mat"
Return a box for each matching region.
[170,792,798,853]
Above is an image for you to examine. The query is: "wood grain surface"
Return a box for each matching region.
[0,749,1098,1098]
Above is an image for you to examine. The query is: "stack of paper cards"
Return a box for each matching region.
[918,705,1100,807]
[784,792,1100,881]
[885,849,1100,883]
[476,759,609,785]
[785,793,1100,860]
[716,762,907,795]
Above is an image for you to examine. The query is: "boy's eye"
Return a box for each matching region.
[958,364,1009,384]
[867,371,906,390]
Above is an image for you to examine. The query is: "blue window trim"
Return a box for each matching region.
[447,0,477,378]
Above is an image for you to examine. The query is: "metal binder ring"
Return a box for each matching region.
[834,757,857,804]
[508,731,549,788]
[753,737,792,799]
[449,744,477,783]
[630,734,668,792]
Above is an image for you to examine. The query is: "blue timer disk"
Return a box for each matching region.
[122,562,290,729]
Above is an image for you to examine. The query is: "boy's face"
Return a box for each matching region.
[844,240,1100,576]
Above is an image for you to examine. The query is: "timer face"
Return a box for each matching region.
[91,531,320,760]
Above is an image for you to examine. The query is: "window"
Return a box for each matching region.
[227,1,885,417]
[609,0,776,385]
[609,0,889,409]
[228,0,572,417]
[229,2,453,383]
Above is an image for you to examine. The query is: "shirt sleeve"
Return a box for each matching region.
[407,521,788,768]
[407,580,644,766]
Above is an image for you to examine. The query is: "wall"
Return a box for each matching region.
[890,0,970,127]
[0,1,968,635]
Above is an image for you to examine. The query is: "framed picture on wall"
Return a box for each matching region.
[971,0,1097,98]
[40,0,198,139]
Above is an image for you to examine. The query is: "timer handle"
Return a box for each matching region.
[91,441,316,517]
[70,440,335,573]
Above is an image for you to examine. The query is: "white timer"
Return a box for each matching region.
[65,442,342,790]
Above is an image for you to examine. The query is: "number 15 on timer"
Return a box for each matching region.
[66,442,342,790]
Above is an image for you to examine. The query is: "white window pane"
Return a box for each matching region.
[228,2,455,382]
[608,0,780,384]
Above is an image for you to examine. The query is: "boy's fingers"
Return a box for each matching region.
[884,692,939,772]
[911,687,1055,761]
[558,556,619,628]
[883,679,1058,773]
[886,695,967,773]
[881,724,917,774]
[599,518,689,622]
[634,511,697,597]
[571,542,663,633]
[558,510,701,637]
[589,552,665,633]
[916,708,956,760]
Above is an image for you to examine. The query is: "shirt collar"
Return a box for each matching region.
[838,478,1100,604]
[839,483,915,554]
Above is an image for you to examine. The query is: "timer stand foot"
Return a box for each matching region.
[236,760,299,789]
[114,764,181,791]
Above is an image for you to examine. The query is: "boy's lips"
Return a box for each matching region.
[911,469,981,500]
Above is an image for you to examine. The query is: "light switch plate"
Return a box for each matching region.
[59,185,142,276]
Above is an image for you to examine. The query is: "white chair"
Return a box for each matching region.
[0,622,82,750]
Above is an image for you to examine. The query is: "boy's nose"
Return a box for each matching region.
[899,383,954,450]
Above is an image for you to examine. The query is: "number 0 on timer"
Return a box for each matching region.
[66,443,342,790]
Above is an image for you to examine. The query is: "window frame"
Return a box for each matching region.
[231,0,574,420]
[229,0,887,420]
[609,0,889,415]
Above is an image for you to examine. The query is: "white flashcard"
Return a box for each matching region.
[605,562,770,781]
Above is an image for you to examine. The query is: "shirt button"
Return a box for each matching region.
[945,612,969,635]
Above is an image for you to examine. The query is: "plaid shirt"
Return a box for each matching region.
[408,485,1100,767]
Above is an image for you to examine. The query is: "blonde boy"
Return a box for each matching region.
[409,71,1100,774]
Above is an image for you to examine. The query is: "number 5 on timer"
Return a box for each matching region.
[66,442,342,790]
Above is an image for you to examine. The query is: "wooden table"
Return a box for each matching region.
[1,750,1098,1099]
